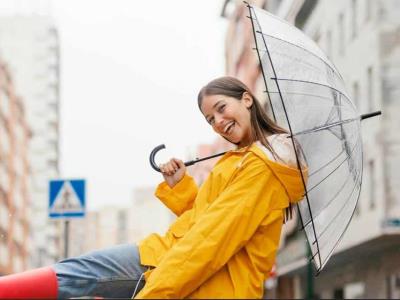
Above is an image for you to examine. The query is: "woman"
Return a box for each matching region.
[0,76,307,299]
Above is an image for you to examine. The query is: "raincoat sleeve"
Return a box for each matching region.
[154,173,198,216]
[135,154,278,299]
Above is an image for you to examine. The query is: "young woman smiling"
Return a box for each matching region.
[0,76,307,299]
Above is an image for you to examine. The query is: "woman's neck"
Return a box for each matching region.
[238,131,275,148]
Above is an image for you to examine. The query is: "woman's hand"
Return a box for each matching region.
[159,158,186,188]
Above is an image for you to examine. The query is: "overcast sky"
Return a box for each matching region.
[49,1,228,210]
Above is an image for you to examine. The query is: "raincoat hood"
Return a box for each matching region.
[252,134,307,204]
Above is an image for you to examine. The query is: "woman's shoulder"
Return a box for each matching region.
[255,133,304,168]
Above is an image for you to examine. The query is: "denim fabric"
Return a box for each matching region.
[53,244,148,299]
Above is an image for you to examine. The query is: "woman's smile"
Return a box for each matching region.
[224,121,235,134]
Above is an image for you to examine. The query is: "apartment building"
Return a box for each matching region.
[0,15,61,267]
[0,61,31,274]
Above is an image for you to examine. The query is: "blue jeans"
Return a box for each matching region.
[53,244,149,299]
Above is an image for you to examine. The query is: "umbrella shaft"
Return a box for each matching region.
[184,151,226,167]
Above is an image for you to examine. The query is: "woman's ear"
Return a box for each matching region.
[242,92,253,109]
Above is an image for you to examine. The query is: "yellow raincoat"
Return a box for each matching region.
[135,137,306,299]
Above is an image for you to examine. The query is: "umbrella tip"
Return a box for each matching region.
[360,111,382,120]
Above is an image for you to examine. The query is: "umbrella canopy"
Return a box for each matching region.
[246,3,380,274]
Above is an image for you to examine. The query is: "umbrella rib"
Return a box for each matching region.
[301,131,359,228]
[248,3,322,270]
[248,7,343,82]
[316,171,363,272]
[307,128,358,178]
[311,165,362,245]
[303,152,359,228]
[271,78,360,139]
[305,135,361,194]
[246,4,277,122]
[264,90,351,106]
[272,77,351,102]
[255,31,342,81]
[290,117,359,138]
[308,147,347,178]
[316,124,364,272]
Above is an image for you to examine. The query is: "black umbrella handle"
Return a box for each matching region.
[149,144,227,173]
[149,144,165,172]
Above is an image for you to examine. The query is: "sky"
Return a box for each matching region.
[50,1,229,210]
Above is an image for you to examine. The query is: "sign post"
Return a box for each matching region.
[49,179,86,258]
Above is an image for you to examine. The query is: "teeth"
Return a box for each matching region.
[225,122,234,133]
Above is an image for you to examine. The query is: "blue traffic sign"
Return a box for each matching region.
[49,179,86,218]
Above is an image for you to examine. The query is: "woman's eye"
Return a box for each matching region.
[218,105,225,112]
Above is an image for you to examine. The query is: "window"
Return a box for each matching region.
[365,0,372,21]
[1,125,10,157]
[338,13,345,55]
[13,254,23,273]
[353,81,359,110]
[0,161,8,193]
[387,272,400,298]
[14,221,24,246]
[47,159,58,169]
[345,281,365,298]
[117,210,127,243]
[0,200,9,230]
[334,288,344,299]
[0,90,10,117]
[367,67,373,112]
[351,0,358,38]
[369,160,375,209]
[326,30,332,58]
[0,240,8,267]
[313,29,321,47]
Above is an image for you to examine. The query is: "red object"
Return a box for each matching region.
[0,267,58,299]
[269,263,277,278]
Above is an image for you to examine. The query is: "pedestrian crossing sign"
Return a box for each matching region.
[49,179,86,218]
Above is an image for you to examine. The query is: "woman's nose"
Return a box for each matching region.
[215,115,224,128]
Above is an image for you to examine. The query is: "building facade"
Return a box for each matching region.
[222,0,400,298]
[130,187,174,243]
[0,61,31,275]
[67,186,174,257]
[68,206,131,257]
[0,15,61,268]
[280,0,400,298]
[189,138,234,185]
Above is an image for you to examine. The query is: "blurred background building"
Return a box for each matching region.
[222,0,400,298]
[0,61,31,275]
[67,186,174,257]
[68,206,129,257]
[190,138,234,185]
[0,6,61,270]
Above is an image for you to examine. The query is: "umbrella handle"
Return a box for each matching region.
[149,144,165,172]
[149,144,199,173]
[149,144,227,173]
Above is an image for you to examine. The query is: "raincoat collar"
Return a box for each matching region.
[226,140,307,204]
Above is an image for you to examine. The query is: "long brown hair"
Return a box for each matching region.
[197,76,287,157]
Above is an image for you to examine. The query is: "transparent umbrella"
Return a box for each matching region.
[245,2,381,274]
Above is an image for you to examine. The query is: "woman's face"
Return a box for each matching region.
[200,93,253,147]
